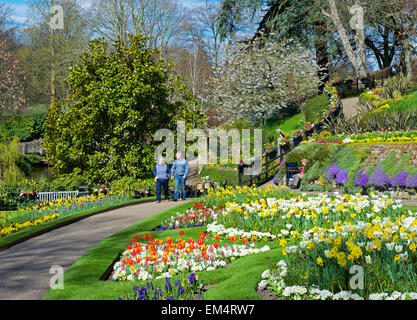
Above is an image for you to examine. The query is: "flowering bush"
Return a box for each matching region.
[19,186,36,197]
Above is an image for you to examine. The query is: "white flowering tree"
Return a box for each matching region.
[210,38,320,125]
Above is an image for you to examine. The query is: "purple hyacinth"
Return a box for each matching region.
[398,171,407,188]
[414,174,417,188]
[326,162,340,183]
[370,166,390,188]
[355,172,368,188]
[335,169,348,185]
[406,174,415,188]
[390,175,399,188]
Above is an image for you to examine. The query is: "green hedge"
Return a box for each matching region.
[0,112,46,143]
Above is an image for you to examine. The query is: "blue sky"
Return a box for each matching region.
[2,0,221,25]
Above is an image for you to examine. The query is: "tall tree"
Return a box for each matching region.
[182,2,224,73]
[23,0,92,103]
[44,35,205,183]
[219,0,331,92]
[0,5,26,116]
[92,0,185,51]
[367,0,417,76]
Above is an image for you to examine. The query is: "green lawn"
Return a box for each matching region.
[263,113,303,138]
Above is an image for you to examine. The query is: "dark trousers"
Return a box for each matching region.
[156,179,169,201]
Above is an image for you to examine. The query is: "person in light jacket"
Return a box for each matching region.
[171,152,189,201]
[153,157,171,203]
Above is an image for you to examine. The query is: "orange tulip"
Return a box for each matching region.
[215,235,220,241]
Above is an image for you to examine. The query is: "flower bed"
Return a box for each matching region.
[154,202,219,231]
[311,130,417,145]
[258,204,417,300]
[111,230,270,281]
[216,192,401,238]
[0,193,132,238]
[118,273,204,300]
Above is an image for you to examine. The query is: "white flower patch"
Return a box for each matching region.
[207,221,277,240]
[257,260,417,300]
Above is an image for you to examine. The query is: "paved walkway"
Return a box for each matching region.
[0,200,184,300]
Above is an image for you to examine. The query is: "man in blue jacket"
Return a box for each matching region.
[171,152,189,201]
[153,157,171,203]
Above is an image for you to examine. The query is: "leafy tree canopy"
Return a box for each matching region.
[43,34,205,184]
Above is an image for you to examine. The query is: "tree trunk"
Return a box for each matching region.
[400,34,412,77]
[50,0,56,103]
[327,0,367,79]
[314,23,330,93]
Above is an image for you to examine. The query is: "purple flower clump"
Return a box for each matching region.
[390,174,399,188]
[335,169,348,185]
[370,166,390,188]
[398,171,408,188]
[326,163,340,183]
[355,172,368,188]
[406,174,415,188]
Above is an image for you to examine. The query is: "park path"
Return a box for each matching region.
[0,200,185,300]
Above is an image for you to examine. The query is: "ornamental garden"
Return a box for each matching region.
[1,0,417,303]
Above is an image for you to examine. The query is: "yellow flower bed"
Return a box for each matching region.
[0,214,60,238]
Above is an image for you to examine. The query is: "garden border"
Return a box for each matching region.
[42,199,201,300]
[0,197,156,251]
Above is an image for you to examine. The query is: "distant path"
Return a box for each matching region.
[0,200,185,300]
[341,97,360,118]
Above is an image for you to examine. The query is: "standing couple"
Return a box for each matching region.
[153,152,189,203]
